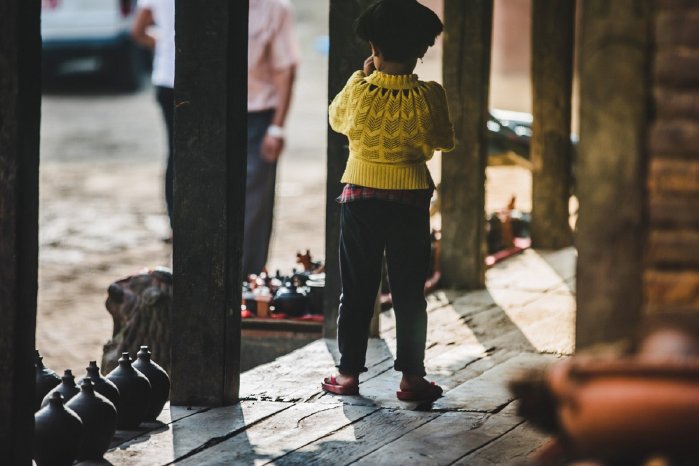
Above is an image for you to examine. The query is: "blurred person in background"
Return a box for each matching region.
[132,0,175,241]
[133,0,297,268]
[245,0,299,277]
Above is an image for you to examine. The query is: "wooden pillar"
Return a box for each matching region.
[171,0,247,405]
[441,0,493,289]
[530,0,575,249]
[324,0,375,338]
[576,0,651,348]
[0,0,41,462]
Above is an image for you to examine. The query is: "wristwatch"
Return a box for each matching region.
[266,124,285,139]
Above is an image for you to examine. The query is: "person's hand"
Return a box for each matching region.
[261,133,284,163]
[363,55,376,75]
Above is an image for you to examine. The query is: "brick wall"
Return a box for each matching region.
[645,0,699,317]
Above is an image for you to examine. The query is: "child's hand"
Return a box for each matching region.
[363,55,376,75]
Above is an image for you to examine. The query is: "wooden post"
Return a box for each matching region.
[530,0,575,249]
[324,0,375,338]
[171,0,247,405]
[576,0,651,348]
[0,0,41,461]
[441,0,493,289]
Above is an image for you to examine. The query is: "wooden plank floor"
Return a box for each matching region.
[79,247,575,466]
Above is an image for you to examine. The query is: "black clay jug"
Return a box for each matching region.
[272,282,309,316]
[34,392,84,466]
[106,352,151,429]
[66,379,118,460]
[132,346,171,421]
[35,350,61,411]
[79,360,120,414]
[41,369,80,408]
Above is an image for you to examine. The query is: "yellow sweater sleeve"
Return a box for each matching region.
[424,82,455,152]
[328,70,366,135]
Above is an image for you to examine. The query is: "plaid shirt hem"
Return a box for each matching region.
[337,184,433,210]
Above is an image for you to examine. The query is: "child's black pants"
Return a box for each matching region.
[337,199,430,377]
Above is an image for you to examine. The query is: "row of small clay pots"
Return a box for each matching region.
[34,347,170,466]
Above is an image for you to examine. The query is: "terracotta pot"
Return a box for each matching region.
[35,350,61,411]
[132,346,170,421]
[79,360,121,414]
[41,369,80,408]
[34,392,83,466]
[637,327,699,360]
[105,352,151,429]
[550,358,699,460]
[66,379,118,460]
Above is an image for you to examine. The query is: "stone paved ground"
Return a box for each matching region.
[37,0,537,373]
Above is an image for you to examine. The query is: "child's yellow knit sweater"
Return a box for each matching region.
[329,70,454,190]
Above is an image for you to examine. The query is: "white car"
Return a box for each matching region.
[41,0,148,90]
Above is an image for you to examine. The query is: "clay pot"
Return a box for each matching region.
[132,346,170,421]
[549,358,699,460]
[79,360,121,413]
[269,270,284,292]
[34,392,84,466]
[290,271,310,286]
[272,282,309,317]
[35,350,61,411]
[637,327,699,360]
[105,352,151,429]
[242,282,257,314]
[41,369,80,408]
[305,278,325,315]
[66,379,118,460]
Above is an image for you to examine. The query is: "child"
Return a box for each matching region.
[322,0,454,401]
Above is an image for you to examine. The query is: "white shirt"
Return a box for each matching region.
[248,0,300,111]
[138,0,175,88]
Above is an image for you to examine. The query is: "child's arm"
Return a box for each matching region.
[425,83,455,152]
[329,70,366,135]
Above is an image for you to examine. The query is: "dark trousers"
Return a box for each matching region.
[337,200,431,376]
[155,86,175,229]
[242,109,277,277]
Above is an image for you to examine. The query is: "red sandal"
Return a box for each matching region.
[396,381,443,401]
[321,375,359,396]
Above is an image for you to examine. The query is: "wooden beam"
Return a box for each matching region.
[324,0,375,338]
[530,0,575,249]
[171,0,247,405]
[0,0,41,461]
[576,0,651,348]
[441,0,493,289]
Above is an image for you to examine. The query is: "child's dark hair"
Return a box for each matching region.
[355,0,443,63]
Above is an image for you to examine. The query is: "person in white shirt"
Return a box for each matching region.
[132,0,175,237]
[132,0,298,273]
[245,0,299,276]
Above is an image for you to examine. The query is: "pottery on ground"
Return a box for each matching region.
[66,379,118,460]
[34,392,84,466]
[132,345,170,421]
[41,369,80,408]
[79,360,121,414]
[35,350,61,411]
[106,352,151,429]
[272,282,309,316]
[551,359,699,460]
